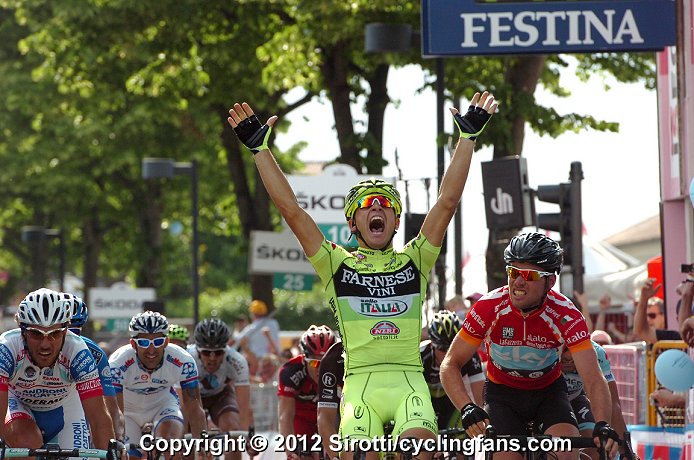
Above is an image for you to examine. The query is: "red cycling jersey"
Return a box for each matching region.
[277,354,319,436]
[459,285,592,390]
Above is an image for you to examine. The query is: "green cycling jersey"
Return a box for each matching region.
[309,234,440,375]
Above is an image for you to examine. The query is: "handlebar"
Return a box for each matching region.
[0,439,124,460]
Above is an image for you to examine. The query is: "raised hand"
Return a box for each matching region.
[599,294,612,311]
[450,91,497,141]
[227,102,278,153]
[640,277,661,300]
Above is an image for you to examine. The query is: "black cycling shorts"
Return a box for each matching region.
[484,376,578,435]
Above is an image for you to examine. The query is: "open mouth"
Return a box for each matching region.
[369,216,385,233]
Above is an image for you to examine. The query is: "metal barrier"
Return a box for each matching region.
[603,342,648,425]
[251,381,279,432]
[648,340,688,427]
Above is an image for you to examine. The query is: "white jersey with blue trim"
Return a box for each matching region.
[563,340,615,401]
[109,343,199,411]
[0,329,103,411]
[186,344,249,397]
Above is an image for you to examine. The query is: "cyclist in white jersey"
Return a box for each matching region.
[109,311,207,459]
[187,318,253,460]
[0,288,115,451]
[63,292,126,443]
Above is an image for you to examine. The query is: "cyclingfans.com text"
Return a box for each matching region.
[139,434,573,457]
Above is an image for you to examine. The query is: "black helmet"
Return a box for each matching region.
[428,310,462,350]
[194,318,230,349]
[504,232,563,274]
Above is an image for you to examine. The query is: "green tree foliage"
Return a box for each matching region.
[0,0,654,316]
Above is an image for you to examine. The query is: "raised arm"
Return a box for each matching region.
[677,278,693,346]
[421,91,496,246]
[633,278,659,344]
[227,102,324,257]
[594,294,611,332]
[573,290,594,332]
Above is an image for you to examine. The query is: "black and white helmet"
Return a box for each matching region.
[16,288,72,327]
[504,232,564,274]
[129,311,169,337]
[194,318,230,349]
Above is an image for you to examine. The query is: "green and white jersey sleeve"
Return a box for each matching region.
[309,234,440,376]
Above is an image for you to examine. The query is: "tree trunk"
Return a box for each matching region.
[486,55,547,290]
[82,212,102,305]
[321,42,361,170]
[217,106,275,310]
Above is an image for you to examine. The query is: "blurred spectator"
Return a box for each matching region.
[634,278,681,345]
[445,293,483,322]
[466,292,483,308]
[235,299,280,359]
[590,330,613,346]
[587,293,633,343]
[606,321,631,344]
[592,293,612,334]
[445,295,467,322]
[572,290,595,333]
[677,274,694,347]
[252,353,281,384]
[230,315,249,344]
[650,387,686,408]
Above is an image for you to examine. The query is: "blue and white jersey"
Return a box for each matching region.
[109,343,198,411]
[186,344,249,397]
[563,340,614,400]
[81,336,115,397]
[0,329,103,411]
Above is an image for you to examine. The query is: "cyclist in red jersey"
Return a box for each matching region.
[278,325,336,460]
[440,233,620,460]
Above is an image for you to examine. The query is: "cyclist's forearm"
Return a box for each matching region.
[440,358,473,410]
[106,396,125,440]
[317,409,339,459]
[91,411,116,449]
[254,150,302,220]
[584,378,612,423]
[235,385,252,430]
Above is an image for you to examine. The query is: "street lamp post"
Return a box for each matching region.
[365,23,454,307]
[142,158,200,324]
[21,226,65,291]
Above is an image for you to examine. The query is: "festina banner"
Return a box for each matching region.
[422,0,676,56]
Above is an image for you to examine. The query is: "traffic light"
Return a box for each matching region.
[535,162,584,290]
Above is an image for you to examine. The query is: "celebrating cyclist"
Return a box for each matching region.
[63,292,126,443]
[0,288,115,450]
[423,311,484,433]
[228,90,495,460]
[188,318,253,460]
[440,233,620,459]
[109,311,207,459]
[278,325,336,460]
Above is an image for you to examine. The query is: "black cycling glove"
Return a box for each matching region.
[460,402,489,430]
[453,105,493,141]
[593,421,620,443]
[233,114,272,154]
